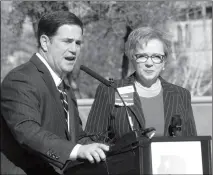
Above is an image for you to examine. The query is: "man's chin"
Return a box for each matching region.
[63,67,74,74]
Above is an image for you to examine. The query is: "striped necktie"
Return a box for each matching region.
[58,81,68,122]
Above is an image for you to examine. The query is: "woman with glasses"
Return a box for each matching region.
[84,27,197,144]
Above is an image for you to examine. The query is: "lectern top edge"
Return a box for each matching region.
[151,135,212,142]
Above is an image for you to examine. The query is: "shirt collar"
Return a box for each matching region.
[135,78,162,98]
[36,53,62,87]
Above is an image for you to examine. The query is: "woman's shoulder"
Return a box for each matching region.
[160,77,191,96]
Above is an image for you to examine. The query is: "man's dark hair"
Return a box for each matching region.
[37,11,83,47]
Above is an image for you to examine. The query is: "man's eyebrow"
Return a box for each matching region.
[63,38,82,42]
[62,38,73,41]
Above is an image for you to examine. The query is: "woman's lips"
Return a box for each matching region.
[144,70,154,73]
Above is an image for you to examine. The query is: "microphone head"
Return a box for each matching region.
[143,127,156,139]
[146,130,156,139]
[80,65,111,87]
[80,65,85,70]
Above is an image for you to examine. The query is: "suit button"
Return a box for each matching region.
[55,156,59,160]
[47,151,51,156]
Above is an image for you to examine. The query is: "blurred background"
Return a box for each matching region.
[1,1,212,135]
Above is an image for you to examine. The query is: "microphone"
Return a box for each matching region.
[80,65,112,87]
[168,115,182,137]
[80,65,135,132]
[141,127,156,139]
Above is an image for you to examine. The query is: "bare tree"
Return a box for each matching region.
[2,1,211,97]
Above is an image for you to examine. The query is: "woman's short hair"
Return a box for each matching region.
[37,11,83,47]
[125,26,172,60]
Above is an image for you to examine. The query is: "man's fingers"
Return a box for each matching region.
[97,143,110,151]
[77,143,109,164]
[95,148,106,161]
[85,152,95,164]
[91,151,101,163]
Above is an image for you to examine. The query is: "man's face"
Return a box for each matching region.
[46,24,83,77]
[131,39,165,84]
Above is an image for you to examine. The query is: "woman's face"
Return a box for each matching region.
[131,39,165,86]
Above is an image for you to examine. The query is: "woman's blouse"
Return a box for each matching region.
[135,79,164,136]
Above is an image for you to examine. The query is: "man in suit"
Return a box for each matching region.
[84,27,197,140]
[1,11,109,175]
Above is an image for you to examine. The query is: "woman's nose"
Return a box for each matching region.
[145,57,154,67]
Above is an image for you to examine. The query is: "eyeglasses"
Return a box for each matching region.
[134,53,165,64]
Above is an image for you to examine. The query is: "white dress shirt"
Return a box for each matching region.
[36,53,81,160]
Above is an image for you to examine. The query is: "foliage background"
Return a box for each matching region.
[1,1,212,98]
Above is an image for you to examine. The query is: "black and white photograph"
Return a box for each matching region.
[1,1,212,175]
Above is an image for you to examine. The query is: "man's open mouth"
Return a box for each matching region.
[65,57,75,61]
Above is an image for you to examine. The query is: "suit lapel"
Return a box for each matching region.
[30,54,69,136]
[129,91,145,129]
[160,77,178,136]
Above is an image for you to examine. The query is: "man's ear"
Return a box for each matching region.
[40,34,50,52]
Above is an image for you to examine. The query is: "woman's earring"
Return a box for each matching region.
[162,67,165,70]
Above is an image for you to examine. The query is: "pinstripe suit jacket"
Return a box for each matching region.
[85,73,197,140]
[1,54,88,175]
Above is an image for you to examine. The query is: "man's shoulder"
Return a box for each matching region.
[2,59,39,84]
[13,61,33,73]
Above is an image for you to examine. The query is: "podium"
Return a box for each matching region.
[65,132,212,175]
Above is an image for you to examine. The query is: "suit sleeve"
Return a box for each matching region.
[84,83,112,140]
[1,72,75,169]
[186,91,197,136]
